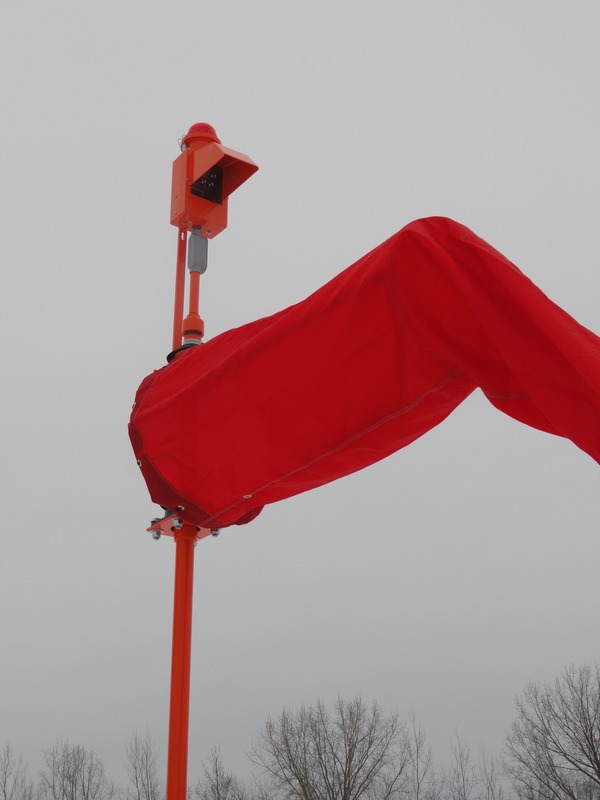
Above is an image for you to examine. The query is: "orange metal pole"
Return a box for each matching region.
[181,268,204,344]
[188,270,200,316]
[166,524,198,800]
[160,124,256,800]
[172,229,187,352]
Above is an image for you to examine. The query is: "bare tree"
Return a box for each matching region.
[443,738,508,800]
[505,664,600,800]
[192,749,248,800]
[38,742,116,800]
[446,737,477,800]
[404,716,442,800]
[250,697,412,800]
[0,743,33,800]
[124,732,162,800]
[477,753,508,800]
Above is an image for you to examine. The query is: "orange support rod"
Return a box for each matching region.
[166,524,198,800]
[172,229,187,352]
[189,270,200,316]
[181,269,204,343]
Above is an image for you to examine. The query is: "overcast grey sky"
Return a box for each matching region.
[1,0,599,786]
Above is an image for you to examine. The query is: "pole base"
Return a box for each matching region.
[147,511,218,541]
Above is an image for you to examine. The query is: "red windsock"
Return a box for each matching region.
[129,217,600,529]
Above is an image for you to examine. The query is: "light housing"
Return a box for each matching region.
[170,123,258,237]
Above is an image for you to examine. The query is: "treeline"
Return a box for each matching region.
[3,663,600,800]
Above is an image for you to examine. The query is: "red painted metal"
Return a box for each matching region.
[172,228,187,352]
[170,122,257,237]
[188,271,200,316]
[165,524,199,800]
[147,513,213,542]
[182,270,204,343]
[151,123,257,800]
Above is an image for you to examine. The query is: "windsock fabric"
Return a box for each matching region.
[129,217,600,529]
